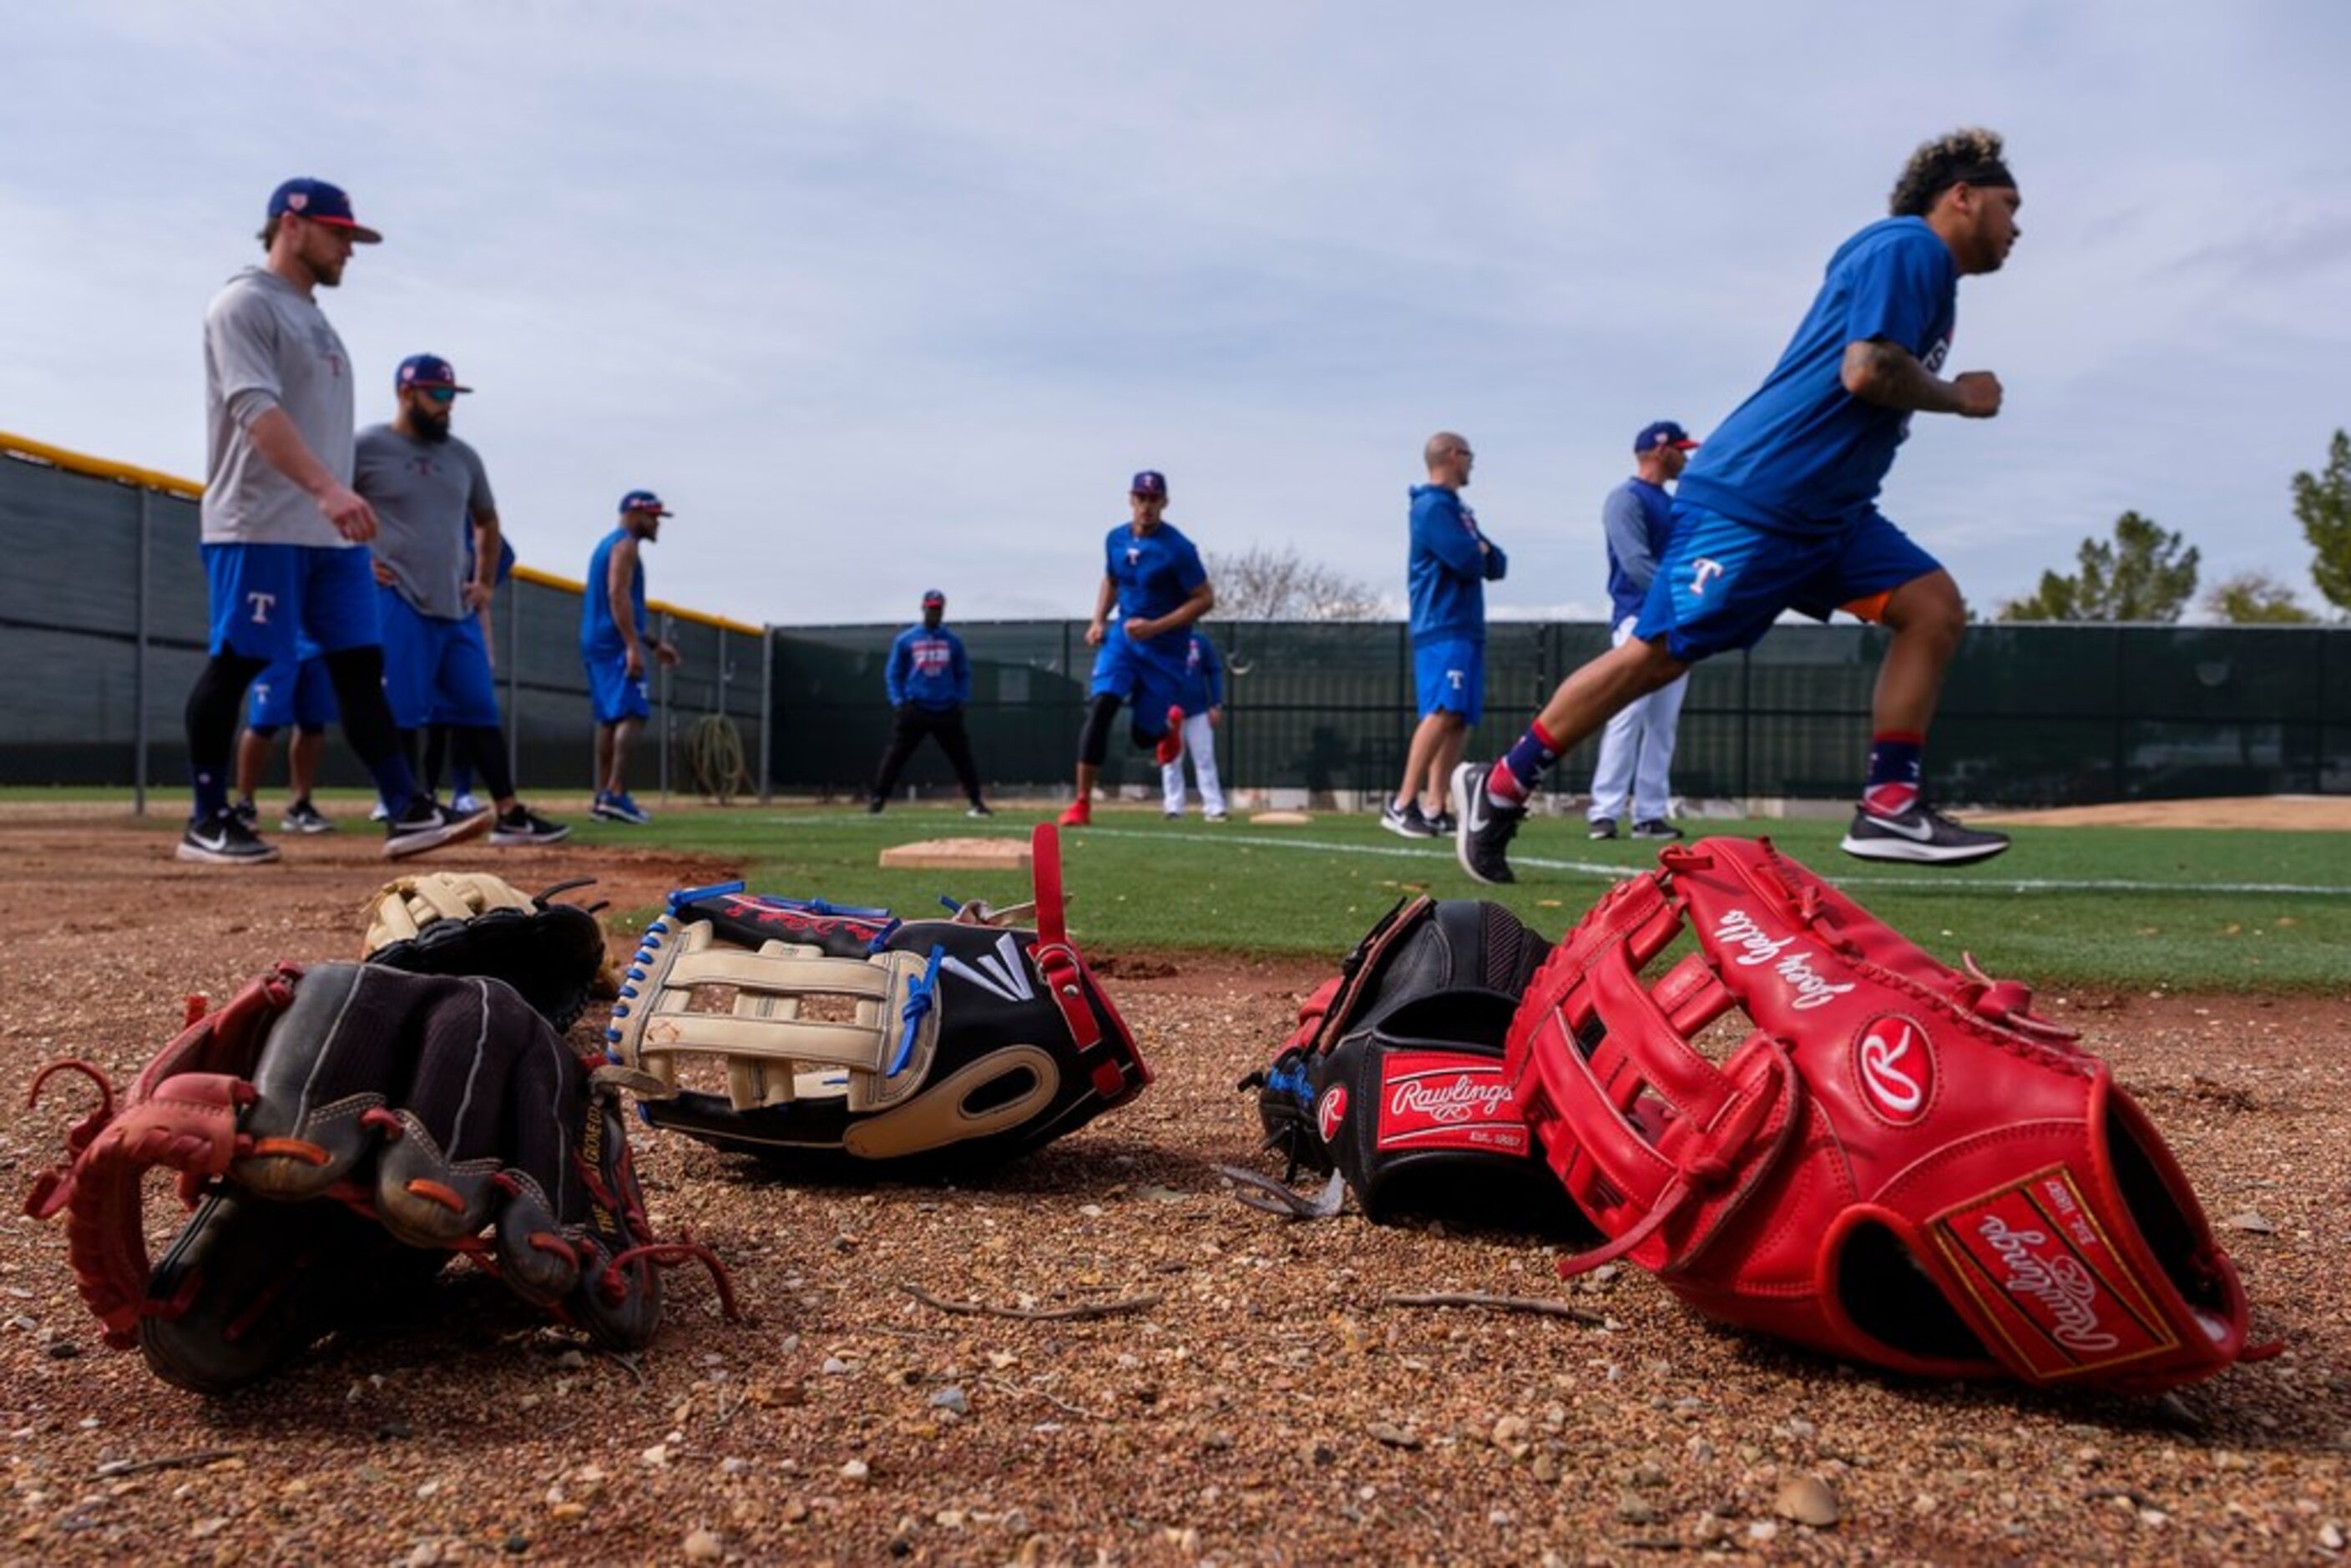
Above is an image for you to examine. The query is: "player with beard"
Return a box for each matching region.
[1454,128,2023,883]
[582,491,682,824]
[181,178,485,863]
[355,356,567,846]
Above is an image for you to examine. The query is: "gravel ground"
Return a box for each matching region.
[2,813,2346,1565]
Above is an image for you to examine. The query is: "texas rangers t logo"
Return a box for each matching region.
[246,591,277,625]
[1690,559,1725,596]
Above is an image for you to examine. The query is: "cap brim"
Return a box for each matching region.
[1672,439,1701,450]
[310,215,383,244]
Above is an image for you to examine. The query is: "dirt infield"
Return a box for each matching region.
[1974,795,2351,832]
[2,815,2346,1564]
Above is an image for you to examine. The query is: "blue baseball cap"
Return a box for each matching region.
[395,354,471,394]
[1635,420,1699,454]
[266,178,382,244]
[922,589,946,607]
[619,490,674,517]
[1130,470,1167,497]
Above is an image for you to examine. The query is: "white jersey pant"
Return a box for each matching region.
[1588,614,1689,825]
[1160,711,1225,817]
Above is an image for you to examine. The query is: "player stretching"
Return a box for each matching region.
[1059,471,1215,827]
[1455,128,2023,883]
[181,177,485,864]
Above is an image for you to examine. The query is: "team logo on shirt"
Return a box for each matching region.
[1690,559,1726,597]
[911,638,952,675]
[1126,547,1142,565]
[246,591,278,625]
[1923,334,1951,374]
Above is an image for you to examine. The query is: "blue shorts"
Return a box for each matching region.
[1413,636,1484,724]
[584,644,652,724]
[1087,636,1184,736]
[1632,502,1942,662]
[428,614,498,726]
[380,589,501,730]
[245,655,338,731]
[203,543,381,662]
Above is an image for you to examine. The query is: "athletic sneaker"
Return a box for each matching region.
[1057,798,1092,827]
[1631,819,1683,842]
[967,802,993,818]
[1428,810,1457,836]
[1204,811,1228,823]
[1165,810,1182,821]
[867,797,886,815]
[1840,802,2010,866]
[281,798,336,835]
[1155,706,1186,768]
[368,800,391,822]
[231,797,260,832]
[382,797,493,861]
[178,809,281,866]
[1380,798,1435,839]
[592,792,653,827]
[448,791,483,817]
[489,807,572,847]
[1588,818,1619,841]
[1451,762,1523,886]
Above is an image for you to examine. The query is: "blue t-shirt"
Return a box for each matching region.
[1176,630,1225,713]
[887,624,970,711]
[580,526,646,652]
[1676,217,1959,534]
[1407,484,1507,642]
[1105,521,1208,660]
[1603,478,1676,623]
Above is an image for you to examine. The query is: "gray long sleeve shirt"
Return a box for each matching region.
[200,266,356,546]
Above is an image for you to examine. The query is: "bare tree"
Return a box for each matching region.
[1203,544,1388,621]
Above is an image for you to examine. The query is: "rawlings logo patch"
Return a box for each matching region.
[1853,1014,1933,1125]
[1932,1168,2177,1378]
[1376,1052,1527,1156]
[1317,1085,1348,1144]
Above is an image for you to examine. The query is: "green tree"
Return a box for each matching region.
[2290,428,2351,615]
[1999,510,2200,622]
[2202,570,2317,625]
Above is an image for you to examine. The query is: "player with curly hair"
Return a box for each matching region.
[1455,129,2022,883]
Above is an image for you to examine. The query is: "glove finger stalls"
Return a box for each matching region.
[373,977,538,1246]
[232,964,396,1200]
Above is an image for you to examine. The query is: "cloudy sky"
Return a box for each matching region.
[6,3,2348,627]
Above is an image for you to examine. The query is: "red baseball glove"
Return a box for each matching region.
[1506,836,2252,1393]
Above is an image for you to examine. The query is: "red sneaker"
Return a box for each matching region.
[1057,798,1093,827]
[1155,706,1186,767]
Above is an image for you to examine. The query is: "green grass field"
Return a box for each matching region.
[23,790,2343,992]
[531,802,2351,994]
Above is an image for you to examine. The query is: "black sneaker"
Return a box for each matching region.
[1450,762,1523,886]
[1379,798,1435,839]
[281,797,336,835]
[179,809,281,865]
[382,797,493,862]
[867,797,886,815]
[1840,802,2010,866]
[231,797,260,832]
[1428,810,1457,836]
[1631,819,1683,842]
[1588,818,1618,841]
[967,802,993,818]
[489,807,572,847]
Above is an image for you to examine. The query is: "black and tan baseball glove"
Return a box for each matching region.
[362,872,614,1030]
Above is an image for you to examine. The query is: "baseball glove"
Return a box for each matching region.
[363,873,614,1030]
[605,823,1150,1174]
[1507,835,2252,1393]
[1224,896,1586,1231]
[24,963,733,1394]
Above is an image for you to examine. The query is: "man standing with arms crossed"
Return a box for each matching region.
[1585,420,1699,842]
[1383,432,1505,837]
[582,491,681,825]
[1455,129,2022,883]
[181,177,485,864]
[867,589,991,816]
[356,354,568,846]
